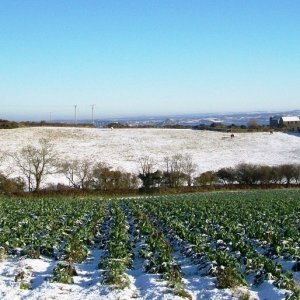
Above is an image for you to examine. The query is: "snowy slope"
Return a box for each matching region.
[0,127,299,186]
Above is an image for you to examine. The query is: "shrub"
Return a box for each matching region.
[0,174,25,194]
[194,171,217,186]
[216,167,236,184]
[278,164,299,185]
[93,163,139,190]
[235,164,260,185]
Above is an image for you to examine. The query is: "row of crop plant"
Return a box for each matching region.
[127,191,300,299]
[1,191,299,298]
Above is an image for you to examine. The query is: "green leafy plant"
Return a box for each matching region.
[51,262,77,284]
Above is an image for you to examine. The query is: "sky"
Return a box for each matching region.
[0,1,299,121]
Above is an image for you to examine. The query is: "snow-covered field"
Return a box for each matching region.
[0,127,300,186]
[0,249,237,300]
[1,248,293,300]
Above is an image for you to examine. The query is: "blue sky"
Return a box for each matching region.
[0,1,299,121]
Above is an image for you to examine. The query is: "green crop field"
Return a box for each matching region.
[0,189,300,299]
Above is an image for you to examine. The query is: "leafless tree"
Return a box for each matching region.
[137,156,163,190]
[181,154,197,186]
[247,119,260,129]
[60,159,93,189]
[137,156,155,176]
[163,154,187,187]
[162,154,196,187]
[12,138,57,191]
[92,162,111,190]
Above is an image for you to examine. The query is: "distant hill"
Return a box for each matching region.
[93,110,300,128]
[2,110,299,129]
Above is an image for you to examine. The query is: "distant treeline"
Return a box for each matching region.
[0,118,284,132]
[104,120,272,132]
[136,161,300,192]
[0,119,95,129]
[0,119,19,129]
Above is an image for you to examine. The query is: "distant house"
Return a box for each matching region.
[279,116,300,131]
[270,115,300,131]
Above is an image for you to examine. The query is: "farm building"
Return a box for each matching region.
[270,116,300,131]
[279,116,300,131]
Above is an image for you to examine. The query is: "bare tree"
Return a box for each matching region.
[137,156,162,191]
[12,138,57,191]
[92,162,110,190]
[13,150,33,190]
[60,159,93,189]
[247,119,260,129]
[181,154,197,187]
[163,154,188,187]
[138,156,155,176]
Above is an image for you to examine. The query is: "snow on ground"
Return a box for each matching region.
[0,249,238,300]
[0,127,300,186]
[1,248,296,299]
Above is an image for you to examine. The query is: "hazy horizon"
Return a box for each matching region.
[3,108,300,123]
